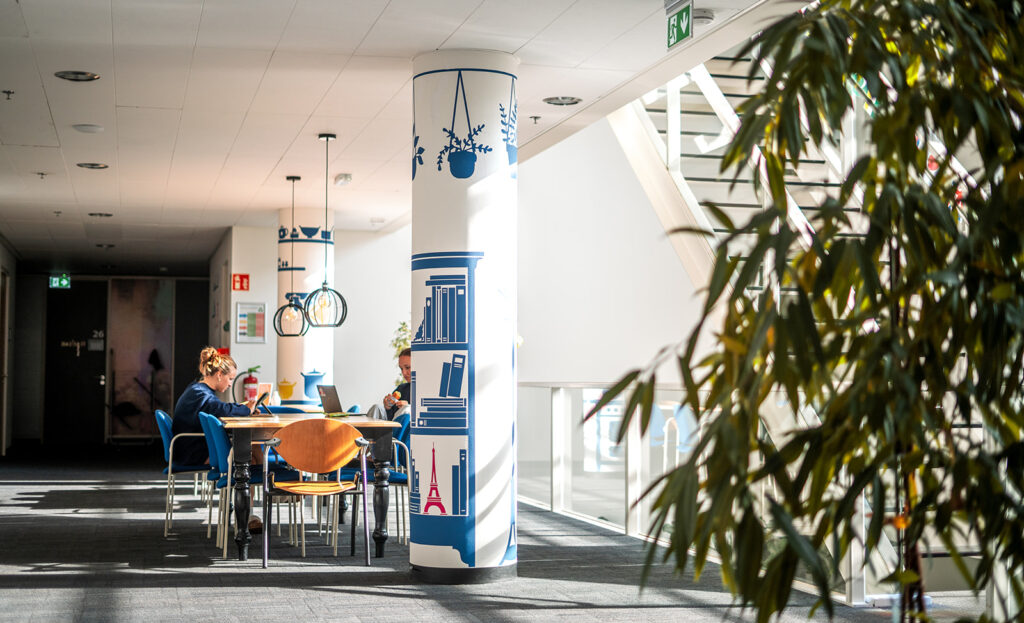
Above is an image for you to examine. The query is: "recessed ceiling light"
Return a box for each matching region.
[87,212,113,218]
[96,243,115,249]
[333,173,352,186]
[543,96,581,106]
[55,70,100,82]
[77,162,108,169]
[72,124,104,134]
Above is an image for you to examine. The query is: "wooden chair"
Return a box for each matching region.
[260,418,371,568]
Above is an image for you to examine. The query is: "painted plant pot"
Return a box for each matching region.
[505,144,517,165]
[448,150,477,179]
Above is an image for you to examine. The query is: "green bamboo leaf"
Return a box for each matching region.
[583,369,640,422]
[768,500,833,617]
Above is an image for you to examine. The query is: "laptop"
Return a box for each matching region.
[316,384,351,417]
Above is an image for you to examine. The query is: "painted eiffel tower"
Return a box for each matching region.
[423,444,447,515]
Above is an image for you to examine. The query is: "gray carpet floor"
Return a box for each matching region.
[0,445,984,622]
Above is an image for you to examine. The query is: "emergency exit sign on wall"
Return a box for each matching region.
[667,2,692,49]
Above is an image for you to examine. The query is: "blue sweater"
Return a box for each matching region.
[171,382,251,465]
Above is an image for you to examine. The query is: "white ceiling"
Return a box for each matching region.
[0,0,782,275]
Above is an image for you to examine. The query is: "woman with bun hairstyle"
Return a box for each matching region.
[171,347,258,465]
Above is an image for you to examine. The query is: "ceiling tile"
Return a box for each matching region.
[0,38,59,147]
[315,56,411,120]
[248,50,348,115]
[183,47,272,112]
[113,44,192,109]
[195,0,293,50]
[356,0,481,57]
[0,0,28,37]
[277,0,388,54]
[112,0,202,47]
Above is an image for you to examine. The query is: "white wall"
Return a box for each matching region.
[207,226,278,399]
[333,226,412,411]
[229,226,278,389]
[217,223,412,410]
[516,118,702,386]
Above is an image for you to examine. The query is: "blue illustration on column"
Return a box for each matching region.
[499,77,517,170]
[412,133,424,180]
[436,71,491,179]
[409,251,482,566]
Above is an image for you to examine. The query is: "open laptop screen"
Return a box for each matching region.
[316,384,344,414]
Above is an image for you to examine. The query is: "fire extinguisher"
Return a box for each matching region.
[241,365,260,401]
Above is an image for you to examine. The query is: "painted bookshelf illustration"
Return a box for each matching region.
[409,251,482,566]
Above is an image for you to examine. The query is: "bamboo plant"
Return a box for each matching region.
[589,1,1024,621]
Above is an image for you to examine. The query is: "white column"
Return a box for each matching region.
[276,206,335,404]
[409,49,519,582]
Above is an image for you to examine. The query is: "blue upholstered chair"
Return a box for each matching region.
[154,409,216,537]
[388,411,411,544]
[199,411,300,558]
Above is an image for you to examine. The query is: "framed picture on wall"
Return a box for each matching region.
[236,302,266,344]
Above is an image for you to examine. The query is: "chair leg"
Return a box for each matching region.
[262,491,270,569]
[299,497,306,558]
[350,494,358,557]
[332,496,340,557]
[221,489,230,559]
[206,484,215,539]
[164,473,174,536]
[362,491,371,567]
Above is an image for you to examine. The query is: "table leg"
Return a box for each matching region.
[232,427,253,561]
[372,458,391,558]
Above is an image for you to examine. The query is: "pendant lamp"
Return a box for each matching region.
[273,175,310,337]
[304,133,348,328]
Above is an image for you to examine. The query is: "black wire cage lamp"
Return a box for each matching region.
[304,133,348,328]
[273,175,311,337]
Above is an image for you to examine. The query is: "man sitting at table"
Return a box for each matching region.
[367,348,411,421]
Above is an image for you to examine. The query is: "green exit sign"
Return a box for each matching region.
[49,273,71,289]
[668,2,692,49]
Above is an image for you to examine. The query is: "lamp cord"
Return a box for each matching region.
[323,136,329,280]
[289,178,296,297]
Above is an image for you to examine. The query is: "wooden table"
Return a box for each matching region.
[220,413,400,562]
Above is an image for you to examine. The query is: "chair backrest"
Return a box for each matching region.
[197,412,222,473]
[198,412,230,474]
[154,409,173,462]
[273,419,363,474]
[347,403,361,413]
[393,411,411,467]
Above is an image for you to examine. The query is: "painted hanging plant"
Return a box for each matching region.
[437,70,492,179]
[437,123,491,173]
[499,101,517,165]
[500,77,517,167]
